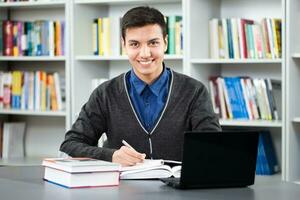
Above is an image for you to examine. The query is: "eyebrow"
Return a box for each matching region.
[127,38,160,43]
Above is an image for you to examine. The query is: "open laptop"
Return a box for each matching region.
[160,131,259,189]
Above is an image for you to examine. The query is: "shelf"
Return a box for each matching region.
[76,54,183,61]
[0,56,66,61]
[294,181,300,185]
[292,53,300,58]
[74,0,181,5]
[220,119,282,127]
[0,157,43,166]
[0,109,66,117]
[0,1,66,9]
[190,58,282,64]
[292,118,300,123]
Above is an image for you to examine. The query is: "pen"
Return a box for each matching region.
[122,140,136,151]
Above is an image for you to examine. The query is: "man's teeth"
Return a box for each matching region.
[140,60,152,64]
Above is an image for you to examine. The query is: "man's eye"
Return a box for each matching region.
[149,41,159,46]
[129,43,138,47]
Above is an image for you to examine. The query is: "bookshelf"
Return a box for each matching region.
[286,0,300,182]
[185,0,285,179]
[0,0,70,163]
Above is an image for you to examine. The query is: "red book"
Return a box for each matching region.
[240,19,254,58]
[3,20,13,56]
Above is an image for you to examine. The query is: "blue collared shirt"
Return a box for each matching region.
[126,67,171,132]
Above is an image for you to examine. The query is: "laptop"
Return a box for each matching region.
[160,131,259,189]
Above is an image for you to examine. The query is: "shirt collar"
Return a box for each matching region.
[130,69,147,95]
[129,63,169,96]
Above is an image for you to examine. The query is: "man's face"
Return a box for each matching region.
[123,24,167,83]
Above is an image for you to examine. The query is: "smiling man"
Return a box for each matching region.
[60,6,221,166]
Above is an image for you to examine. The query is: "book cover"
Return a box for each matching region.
[43,157,121,173]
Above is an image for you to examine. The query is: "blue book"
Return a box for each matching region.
[224,77,248,119]
[226,19,234,58]
[260,131,279,175]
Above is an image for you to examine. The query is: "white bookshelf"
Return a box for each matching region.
[0,1,66,8]
[220,119,282,127]
[75,54,183,61]
[0,56,66,61]
[190,59,282,64]
[0,1,70,163]
[185,0,285,180]
[286,0,300,182]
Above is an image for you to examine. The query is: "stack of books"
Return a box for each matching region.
[42,157,121,188]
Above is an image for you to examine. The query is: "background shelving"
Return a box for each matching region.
[286,0,300,182]
[185,0,285,179]
[0,0,70,163]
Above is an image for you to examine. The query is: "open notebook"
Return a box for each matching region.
[120,159,181,179]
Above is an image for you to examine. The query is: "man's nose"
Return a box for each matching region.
[140,45,151,57]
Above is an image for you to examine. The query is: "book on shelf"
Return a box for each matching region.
[92,17,111,56]
[120,159,181,180]
[0,70,64,111]
[43,157,121,188]
[208,76,281,121]
[0,19,65,56]
[2,122,26,158]
[256,130,279,175]
[209,18,281,59]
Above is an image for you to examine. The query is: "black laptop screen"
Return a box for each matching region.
[180,131,259,188]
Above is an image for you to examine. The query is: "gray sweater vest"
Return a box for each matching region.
[60,70,221,161]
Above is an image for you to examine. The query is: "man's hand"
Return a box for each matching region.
[112,146,146,166]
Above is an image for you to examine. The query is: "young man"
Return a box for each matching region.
[60,6,221,166]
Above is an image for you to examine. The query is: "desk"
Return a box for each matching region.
[0,166,299,200]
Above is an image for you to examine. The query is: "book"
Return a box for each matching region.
[120,159,181,179]
[42,157,121,173]
[256,131,279,175]
[43,157,121,188]
[2,122,26,158]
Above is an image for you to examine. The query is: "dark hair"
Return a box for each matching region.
[121,6,167,41]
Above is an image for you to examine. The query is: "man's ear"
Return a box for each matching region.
[164,35,168,53]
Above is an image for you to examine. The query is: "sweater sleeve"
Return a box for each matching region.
[189,83,222,131]
[60,87,116,161]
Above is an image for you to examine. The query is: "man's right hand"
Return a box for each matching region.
[112,146,146,166]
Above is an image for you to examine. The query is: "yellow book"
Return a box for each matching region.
[48,74,57,111]
[97,18,103,56]
[13,23,19,56]
[41,71,47,111]
[11,71,22,109]
[102,17,111,56]
[274,19,281,58]
[55,21,61,56]
[271,19,279,58]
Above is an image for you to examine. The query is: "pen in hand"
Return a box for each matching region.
[122,140,146,160]
[122,140,135,150]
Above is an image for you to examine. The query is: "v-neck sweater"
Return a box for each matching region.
[60,70,221,162]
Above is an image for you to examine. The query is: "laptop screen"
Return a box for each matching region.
[180,131,259,188]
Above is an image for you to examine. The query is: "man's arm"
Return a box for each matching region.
[60,88,116,161]
[60,87,146,165]
[189,84,222,131]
